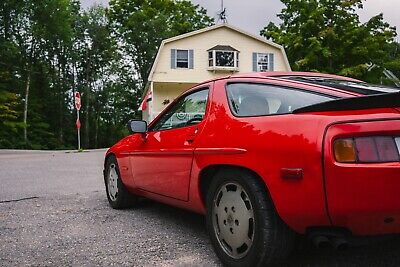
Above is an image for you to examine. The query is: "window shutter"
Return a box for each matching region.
[171,49,177,69]
[252,53,258,72]
[268,53,275,71]
[189,49,194,69]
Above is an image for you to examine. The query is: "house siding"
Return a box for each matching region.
[152,27,288,84]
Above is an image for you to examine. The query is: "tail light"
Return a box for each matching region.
[334,136,400,163]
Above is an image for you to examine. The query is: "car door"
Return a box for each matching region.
[130,87,210,201]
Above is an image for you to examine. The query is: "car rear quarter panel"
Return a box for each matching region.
[192,80,400,234]
[192,79,332,233]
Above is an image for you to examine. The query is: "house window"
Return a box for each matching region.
[216,51,235,67]
[253,52,274,72]
[257,53,269,72]
[176,50,189,68]
[208,45,239,70]
[171,49,194,69]
[208,51,213,67]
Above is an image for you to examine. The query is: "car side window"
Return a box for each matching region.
[150,89,209,131]
[226,83,334,117]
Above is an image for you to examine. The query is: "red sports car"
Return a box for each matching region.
[104,72,400,266]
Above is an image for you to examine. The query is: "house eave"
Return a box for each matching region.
[143,23,292,100]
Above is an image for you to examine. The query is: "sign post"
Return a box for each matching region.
[74,92,81,150]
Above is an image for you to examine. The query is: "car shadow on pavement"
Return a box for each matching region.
[128,198,400,267]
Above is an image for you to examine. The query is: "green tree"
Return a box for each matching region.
[0,90,24,148]
[73,5,117,147]
[108,0,214,88]
[384,42,400,83]
[261,0,397,82]
[0,0,213,149]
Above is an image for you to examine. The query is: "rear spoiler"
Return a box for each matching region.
[293,92,400,114]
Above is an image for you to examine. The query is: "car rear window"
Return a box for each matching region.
[226,83,335,117]
[282,76,400,95]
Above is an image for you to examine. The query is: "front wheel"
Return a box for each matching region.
[206,169,295,267]
[104,155,137,209]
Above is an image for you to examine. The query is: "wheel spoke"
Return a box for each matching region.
[244,237,252,247]
[222,185,228,193]
[230,248,239,258]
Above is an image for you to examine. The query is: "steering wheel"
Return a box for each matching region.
[186,117,203,126]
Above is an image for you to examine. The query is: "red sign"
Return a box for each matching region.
[75,92,81,111]
[76,119,81,129]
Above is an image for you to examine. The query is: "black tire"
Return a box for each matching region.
[104,155,137,209]
[205,168,295,267]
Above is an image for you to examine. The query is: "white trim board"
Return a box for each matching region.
[144,23,291,98]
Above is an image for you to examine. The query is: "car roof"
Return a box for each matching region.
[229,71,363,83]
[191,72,362,97]
[190,71,399,97]
[195,71,361,88]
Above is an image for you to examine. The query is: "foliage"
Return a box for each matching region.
[0,90,24,148]
[261,0,398,83]
[108,0,214,87]
[0,0,213,149]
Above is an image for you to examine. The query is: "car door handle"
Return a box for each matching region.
[186,128,199,143]
[186,134,196,143]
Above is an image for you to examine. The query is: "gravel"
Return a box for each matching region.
[1,150,400,266]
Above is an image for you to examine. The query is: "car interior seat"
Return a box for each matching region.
[238,96,270,116]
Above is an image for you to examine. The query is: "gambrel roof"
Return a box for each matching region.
[144,23,291,97]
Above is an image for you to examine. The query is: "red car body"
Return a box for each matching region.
[105,72,400,236]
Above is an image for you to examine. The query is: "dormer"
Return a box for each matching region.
[207,45,239,72]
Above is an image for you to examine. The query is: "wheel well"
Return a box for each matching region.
[103,153,116,179]
[104,153,115,167]
[199,164,271,208]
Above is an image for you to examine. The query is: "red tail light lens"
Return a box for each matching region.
[334,136,400,163]
[375,137,399,162]
[354,137,378,162]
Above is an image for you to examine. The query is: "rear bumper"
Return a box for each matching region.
[326,163,400,235]
[324,119,400,235]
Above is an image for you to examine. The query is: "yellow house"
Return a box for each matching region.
[141,23,291,122]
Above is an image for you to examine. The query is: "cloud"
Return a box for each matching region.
[80,0,108,9]
[192,0,284,34]
[192,0,399,36]
[80,0,399,37]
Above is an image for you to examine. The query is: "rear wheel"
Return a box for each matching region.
[206,169,295,267]
[104,155,137,209]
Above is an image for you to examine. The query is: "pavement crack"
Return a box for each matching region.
[0,196,39,204]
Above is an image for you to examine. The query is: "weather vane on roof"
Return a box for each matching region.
[217,0,228,24]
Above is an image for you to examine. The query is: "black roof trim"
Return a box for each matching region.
[207,45,239,52]
[293,92,400,114]
[281,76,400,95]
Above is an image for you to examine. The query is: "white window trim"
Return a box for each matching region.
[176,49,189,69]
[208,50,239,70]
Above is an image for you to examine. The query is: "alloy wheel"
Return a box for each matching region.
[212,182,255,259]
[107,163,119,201]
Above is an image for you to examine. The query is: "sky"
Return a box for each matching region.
[80,0,400,37]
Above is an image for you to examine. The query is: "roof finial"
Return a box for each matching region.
[217,0,228,24]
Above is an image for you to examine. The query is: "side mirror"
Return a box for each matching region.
[127,119,147,134]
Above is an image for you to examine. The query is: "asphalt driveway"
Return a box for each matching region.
[1,150,400,266]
